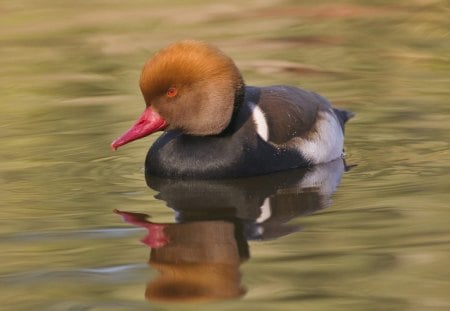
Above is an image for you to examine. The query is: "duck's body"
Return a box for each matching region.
[147,86,351,178]
[112,41,353,179]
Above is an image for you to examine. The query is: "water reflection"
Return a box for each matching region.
[115,159,346,302]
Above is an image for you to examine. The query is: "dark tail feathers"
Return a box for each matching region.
[333,108,355,124]
[333,108,354,132]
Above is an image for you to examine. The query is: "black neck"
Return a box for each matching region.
[220,83,248,136]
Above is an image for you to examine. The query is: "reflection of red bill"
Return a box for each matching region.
[114,209,169,248]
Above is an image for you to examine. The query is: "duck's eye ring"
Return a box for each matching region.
[166,87,177,98]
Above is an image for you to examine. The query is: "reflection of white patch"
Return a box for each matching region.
[256,226,264,237]
[291,110,344,164]
[256,198,271,223]
[249,102,269,141]
[300,159,345,196]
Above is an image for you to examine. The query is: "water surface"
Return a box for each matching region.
[1,0,449,310]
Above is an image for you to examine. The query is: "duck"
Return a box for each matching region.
[111,40,353,179]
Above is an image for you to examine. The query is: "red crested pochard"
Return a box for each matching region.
[111,40,353,179]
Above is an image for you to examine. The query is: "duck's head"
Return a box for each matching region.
[111,40,245,150]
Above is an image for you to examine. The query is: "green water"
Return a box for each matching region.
[1,0,449,310]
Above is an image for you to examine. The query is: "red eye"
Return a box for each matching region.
[166,87,177,98]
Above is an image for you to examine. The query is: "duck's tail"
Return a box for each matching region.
[333,108,355,124]
[333,108,354,132]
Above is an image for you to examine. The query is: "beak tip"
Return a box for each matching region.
[111,141,119,151]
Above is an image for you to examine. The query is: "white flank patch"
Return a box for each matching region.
[256,198,271,224]
[292,110,344,164]
[249,102,269,141]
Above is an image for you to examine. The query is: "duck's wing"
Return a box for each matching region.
[255,86,329,145]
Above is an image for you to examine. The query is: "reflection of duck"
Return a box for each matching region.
[147,158,345,240]
[116,159,346,302]
[115,211,247,302]
[111,40,353,178]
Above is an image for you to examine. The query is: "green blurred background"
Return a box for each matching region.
[0,0,449,310]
